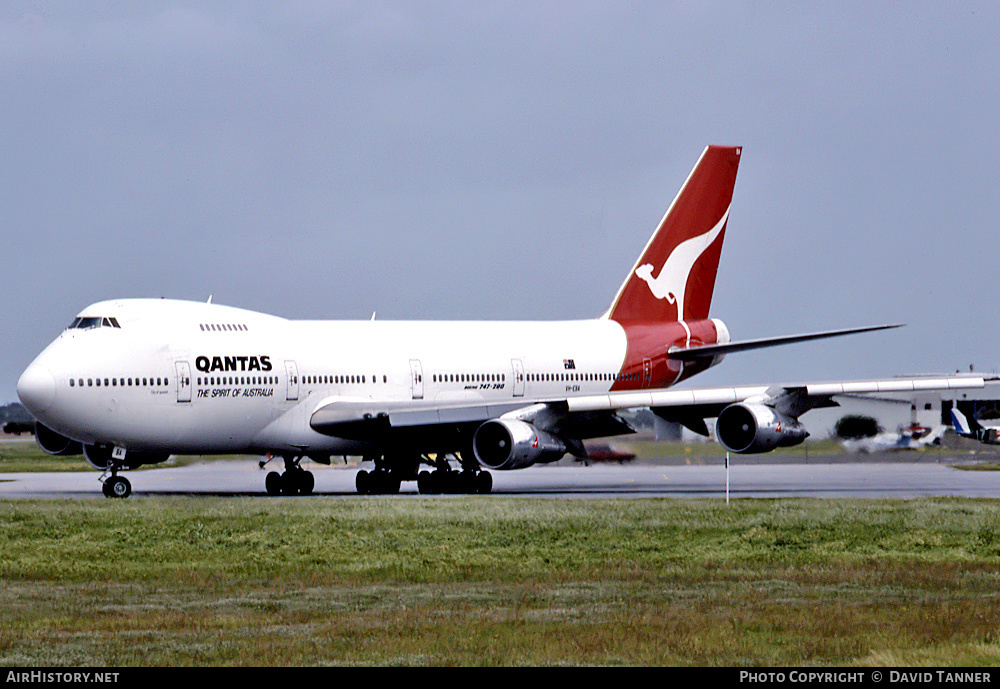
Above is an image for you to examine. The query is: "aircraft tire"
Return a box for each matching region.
[104,476,131,499]
[357,469,400,495]
[416,470,490,495]
[455,471,478,495]
[424,470,451,494]
[476,471,493,494]
[374,470,400,495]
[417,470,434,494]
[356,469,370,494]
[269,469,314,496]
[265,471,282,496]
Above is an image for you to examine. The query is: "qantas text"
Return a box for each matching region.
[195,355,273,373]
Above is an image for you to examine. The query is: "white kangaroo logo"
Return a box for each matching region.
[634,206,730,321]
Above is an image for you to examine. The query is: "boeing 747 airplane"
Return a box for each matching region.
[16,146,984,497]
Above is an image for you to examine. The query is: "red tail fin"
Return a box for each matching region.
[605,145,741,323]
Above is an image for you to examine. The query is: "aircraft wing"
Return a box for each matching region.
[310,376,986,452]
[311,398,529,438]
[567,376,985,440]
[568,376,984,417]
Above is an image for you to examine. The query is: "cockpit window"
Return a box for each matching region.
[68,316,121,330]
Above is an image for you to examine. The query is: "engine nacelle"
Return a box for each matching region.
[83,444,170,471]
[473,419,567,470]
[715,403,809,454]
[35,422,82,456]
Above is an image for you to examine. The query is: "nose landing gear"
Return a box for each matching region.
[101,474,131,498]
[91,445,167,498]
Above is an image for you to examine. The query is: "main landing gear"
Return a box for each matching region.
[256,452,494,496]
[261,454,316,496]
[415,467,492,495]
[355,452,493,495]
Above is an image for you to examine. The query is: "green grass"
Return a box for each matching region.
[0,440,92,473]
[0,497,999,666]
[0,441,210,473]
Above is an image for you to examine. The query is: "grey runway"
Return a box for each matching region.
[1,456,999,499]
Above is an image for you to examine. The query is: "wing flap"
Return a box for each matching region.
[805,377,982,397]
[565,386,769,414]
[310,398,531,437]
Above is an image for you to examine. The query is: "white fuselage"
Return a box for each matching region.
[20,298,642,458]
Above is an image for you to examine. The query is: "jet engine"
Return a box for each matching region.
[472,419,567,470]
[83,444,170,471]
[715,403,808,454]
[34,422,82,456]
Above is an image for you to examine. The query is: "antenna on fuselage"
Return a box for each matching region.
[207,295,213,304]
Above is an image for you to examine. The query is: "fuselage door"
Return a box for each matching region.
[511,358,525,397]
[285,360,299,401]
[409,359,423,399]
[642,357,652,388]
[176,361,192,403]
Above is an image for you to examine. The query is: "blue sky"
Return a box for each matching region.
[3,2,998,400]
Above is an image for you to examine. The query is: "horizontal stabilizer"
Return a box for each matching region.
[668,323,903,361]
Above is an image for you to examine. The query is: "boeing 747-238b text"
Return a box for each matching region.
[17,146,984,497]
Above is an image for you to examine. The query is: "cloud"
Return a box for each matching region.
[4,2,999,399]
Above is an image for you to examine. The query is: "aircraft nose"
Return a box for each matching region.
[17,361,56,415]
